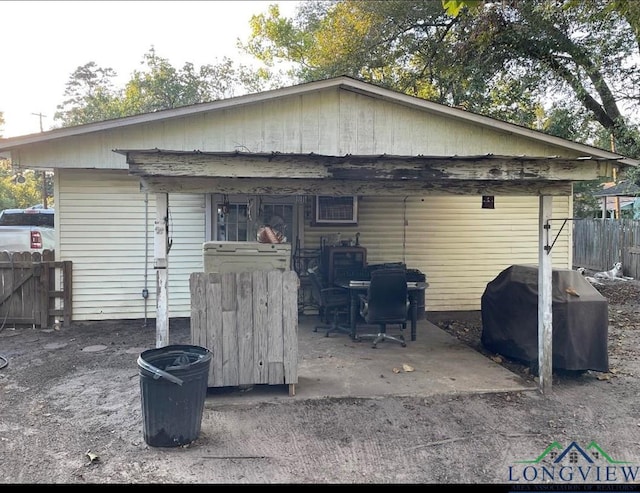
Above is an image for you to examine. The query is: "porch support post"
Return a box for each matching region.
[538,195,553,394]
[154,192,169,348]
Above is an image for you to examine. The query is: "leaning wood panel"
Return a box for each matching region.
[236,272,254,385]
[190,270,298,389]
[222,310,239,386]
[267,270,284,385]
[221,273,239,387]
[221,272,239,386]
[252,271,269,384]
[189,273,207,348]
[221,272,237,311]
[206,273,224,387]
[282,270,299,386]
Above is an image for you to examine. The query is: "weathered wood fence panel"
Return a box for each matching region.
[573,219,640,279]
[190,270,298,394]
[0,250,72,329]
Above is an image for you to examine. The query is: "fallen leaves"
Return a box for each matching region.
[85,450,100,465]
[392,363,415,374]
[565,287,580,297]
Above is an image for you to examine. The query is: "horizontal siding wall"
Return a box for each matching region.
[336,90,581,157]
[165,192,207,315]
[16,87,580,169]
[56,169,205,321]
[304,194,571,312]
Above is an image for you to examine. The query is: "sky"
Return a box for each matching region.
[0,1,299,138]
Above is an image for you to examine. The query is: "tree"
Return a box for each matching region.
[538,103,606,217]
[0,111,5,138]
[243,1,640,159]
[120,47,267,115]
[54,47,270,127]
[0,160,51,210]
[53,62,122,127]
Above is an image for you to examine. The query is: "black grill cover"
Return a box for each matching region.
[481,265,608,372]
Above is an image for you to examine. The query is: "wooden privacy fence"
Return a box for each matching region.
[0,250,72,329]
[573,219,640,279]
[190,270,299,395]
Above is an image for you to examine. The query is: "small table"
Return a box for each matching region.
[335,280,428,342]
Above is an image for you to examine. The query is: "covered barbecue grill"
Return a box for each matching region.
[481,264,609,372]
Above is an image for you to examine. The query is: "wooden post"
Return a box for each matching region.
[612,149,620,219]
[154,193,169,348]
[40,255,50,328]
[62,260,72,327]
[538,195,553,395]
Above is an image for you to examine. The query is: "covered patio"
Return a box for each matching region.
[206,313,535,405]
[120,148,625,394]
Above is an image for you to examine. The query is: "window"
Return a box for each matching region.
[213,195,295,242]
[314,196,358,225]
[216,203,248,241]
[0,208,54,228]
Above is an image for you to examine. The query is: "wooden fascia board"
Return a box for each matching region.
[125,151,619,182]
[139,176,572,196]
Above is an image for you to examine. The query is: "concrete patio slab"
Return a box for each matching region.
[206,315,536,406]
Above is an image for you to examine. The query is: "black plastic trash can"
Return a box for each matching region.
[138,344,212,447]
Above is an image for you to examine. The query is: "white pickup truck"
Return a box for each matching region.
[0,207,55,253]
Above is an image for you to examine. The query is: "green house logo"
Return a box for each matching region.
[509,441,637,483]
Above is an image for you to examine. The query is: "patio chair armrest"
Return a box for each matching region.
[321,287,349,297]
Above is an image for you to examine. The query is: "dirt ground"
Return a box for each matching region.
[2,270,640,484]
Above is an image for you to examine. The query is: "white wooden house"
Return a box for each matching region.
[0,76,636,327]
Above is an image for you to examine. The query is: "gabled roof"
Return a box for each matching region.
[0,75,638,166]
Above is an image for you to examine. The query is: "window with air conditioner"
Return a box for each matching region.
[314,196,358,225]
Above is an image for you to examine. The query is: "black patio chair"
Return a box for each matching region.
[307,267,351,338]
[357,268,409,348]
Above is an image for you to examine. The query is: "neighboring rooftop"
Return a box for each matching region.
[594,180,640,198]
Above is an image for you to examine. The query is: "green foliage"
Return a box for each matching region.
[442,0,482,17]
[242,0,640,161]
[0,160,53,211]
[536,103,605,217]
[573,180,604,218]
[53,62,122,127]
[54,47,270,127]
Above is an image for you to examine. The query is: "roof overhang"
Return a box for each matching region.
[114,149,624,196]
